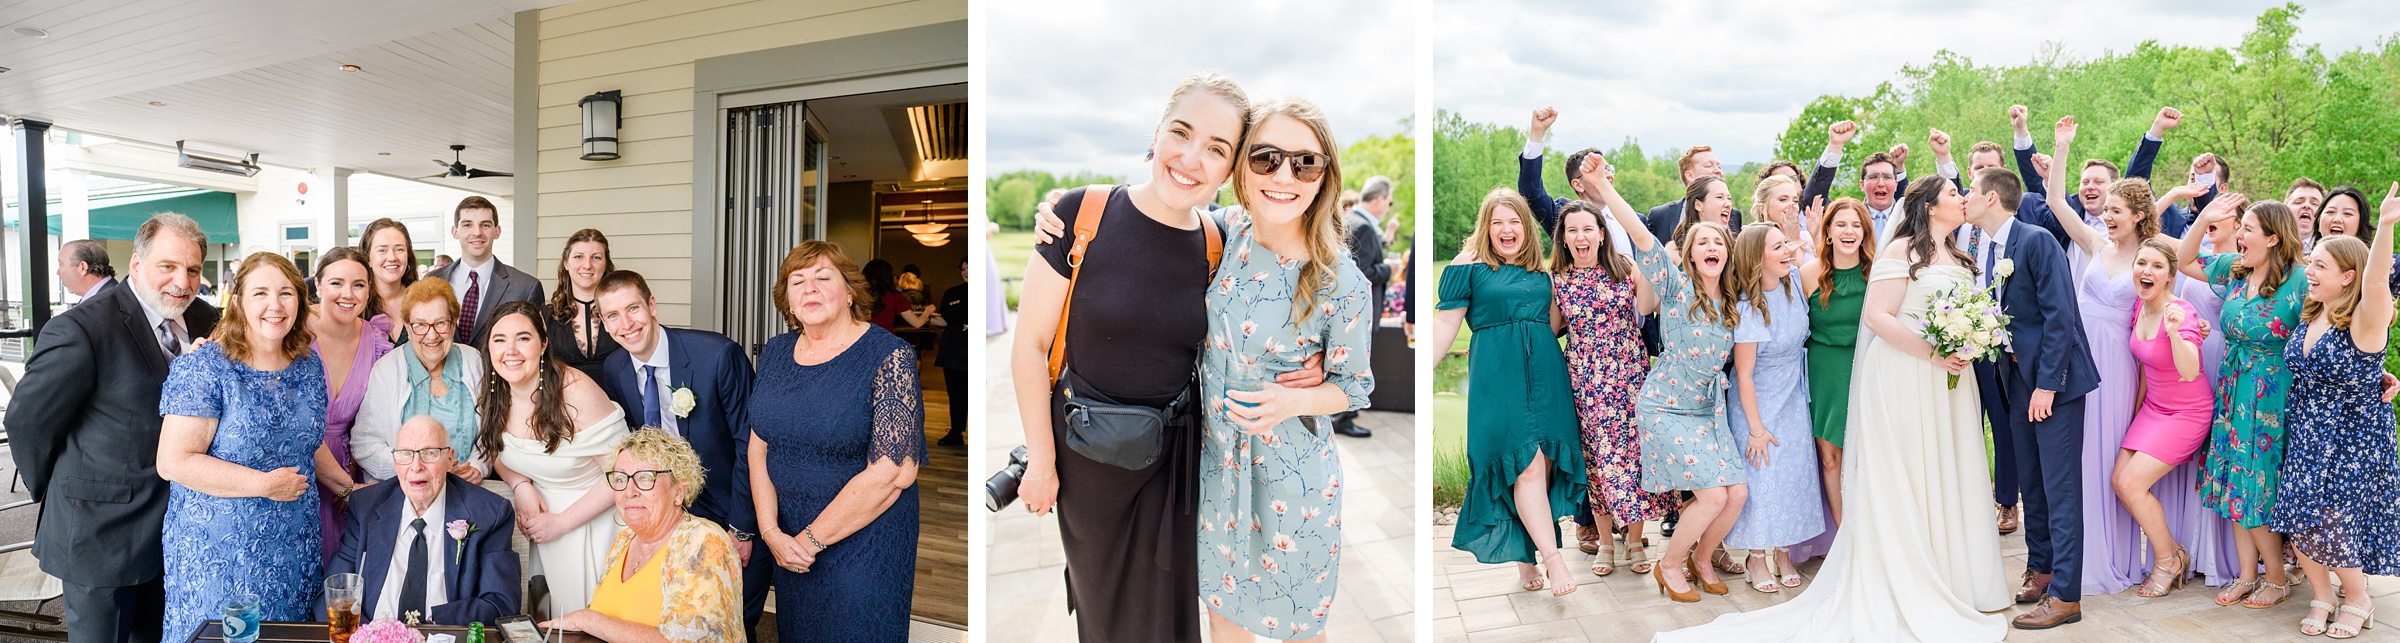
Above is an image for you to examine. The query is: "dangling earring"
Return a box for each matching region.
[1146,149,1155,161]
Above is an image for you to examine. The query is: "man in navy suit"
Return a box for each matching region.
[594,270,767,640]
[2010,105,2203,241]
[1962,167,2101,629]
[330,416,520,626]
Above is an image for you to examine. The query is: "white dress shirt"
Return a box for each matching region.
[374,493,448,620]
[131,285,190,358]
[81,277,114,300]
[452,257,496,309]
[631,328,678,434]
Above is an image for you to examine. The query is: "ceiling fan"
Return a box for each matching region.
[423,144,512,179]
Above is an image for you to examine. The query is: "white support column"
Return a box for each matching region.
[313,167,353,254]
[59,168,90,243]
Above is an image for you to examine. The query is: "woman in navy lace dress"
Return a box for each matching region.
[155,253,330,641]
[748,240,926,642]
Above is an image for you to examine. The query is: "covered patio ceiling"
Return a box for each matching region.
[0,0,574,195]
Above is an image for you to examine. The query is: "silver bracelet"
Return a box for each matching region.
[802,527,826,550]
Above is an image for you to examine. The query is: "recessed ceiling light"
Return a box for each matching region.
[377,152,391,156]
[13,27,48,39]
[148,101,166,107]
[339,64,362,72]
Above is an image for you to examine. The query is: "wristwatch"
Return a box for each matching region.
[730,530,755,542]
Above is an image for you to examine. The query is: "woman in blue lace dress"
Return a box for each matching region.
[1194,100,1376,642]
[2272,213,2400,638]
[155,253,330,641]
[747,240,925,642]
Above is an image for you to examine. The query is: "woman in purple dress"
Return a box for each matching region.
[306,247,395,564]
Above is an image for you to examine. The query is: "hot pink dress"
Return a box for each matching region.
[2125,299,2213,465]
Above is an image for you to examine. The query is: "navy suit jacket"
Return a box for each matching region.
[1990,219,2101,399]
[329,475,520,627]
[602,327,757,536]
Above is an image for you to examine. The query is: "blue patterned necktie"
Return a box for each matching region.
[641,364,662,428]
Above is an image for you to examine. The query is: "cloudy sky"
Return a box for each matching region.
[985,0,1414,175]
[1434,0,2400,164]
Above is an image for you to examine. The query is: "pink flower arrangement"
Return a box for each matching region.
[348,619,424,643]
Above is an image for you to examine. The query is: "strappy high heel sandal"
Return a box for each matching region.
[2328,604,2376,639]
[2215,578,2260,606]
[2303,599,2336,636]
[1746,552,1780,593]
[1776,547,1805,588]
[1519,561,1546,592]
[2136,547,2190,598]
[1654,553,1700,603]
[1710,548,1747,576]
[2245,579,2293,609]
[1621,525,1654,574]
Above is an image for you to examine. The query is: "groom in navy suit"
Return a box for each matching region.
[595,270,769,641]
[1962,167,2101,629]
[329,416,520,626]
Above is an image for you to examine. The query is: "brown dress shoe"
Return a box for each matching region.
[2016,570,2053,604]
[1997,504,2020,535]
[2012,596,2082,630]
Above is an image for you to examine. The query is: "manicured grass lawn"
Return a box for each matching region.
[1433,393,1467,509]
[992,229,1035,309]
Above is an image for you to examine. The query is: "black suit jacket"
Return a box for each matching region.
[328,474,520,626]
[601,327,758,536]
[5,282,218,586]
[1344,208,1390,315]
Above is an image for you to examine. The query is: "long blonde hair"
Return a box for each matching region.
[1725,224,1785,328]
[1465,188,1545,273]
[1749,174,1800,227]
[2304,235,2369,329]
[1229,98,1345,321]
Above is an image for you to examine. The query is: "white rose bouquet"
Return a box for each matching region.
[1910,277,2013,390]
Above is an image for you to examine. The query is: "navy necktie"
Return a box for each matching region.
[400,518,429,616]
[641,364,662,428]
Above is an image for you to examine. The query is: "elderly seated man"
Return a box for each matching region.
[330,415,521,625]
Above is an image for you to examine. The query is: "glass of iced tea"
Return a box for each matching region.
[325,573,362,642]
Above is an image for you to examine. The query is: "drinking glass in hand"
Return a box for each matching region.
[326,573,363,642]
[221,592,262,643]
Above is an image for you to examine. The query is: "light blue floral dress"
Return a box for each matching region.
[158,343,326,642]
[1197,209,1375,640]
[1635,243,1744,492]
[1724,280,1824,550]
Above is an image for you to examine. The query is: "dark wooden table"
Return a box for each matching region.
[183,620,600,642]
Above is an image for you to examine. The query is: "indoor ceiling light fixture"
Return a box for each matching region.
[149,101,166,107]
[12,27,48,38]
[903,199,947,235]
[339,64,362,72]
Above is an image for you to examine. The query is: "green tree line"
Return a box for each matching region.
[1434,3,2400,262]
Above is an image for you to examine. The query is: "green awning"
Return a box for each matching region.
[4,189,240,245]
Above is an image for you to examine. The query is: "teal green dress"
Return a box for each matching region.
[1440,261,1586,565]
[1805,264,1868,447]
[2196,253,2307,528]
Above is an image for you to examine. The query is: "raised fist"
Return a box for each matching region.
[2008,105,2030,132]
[1529,107,1558,143]
[1928,128,1953,158]
[1829,120,1858,147]
[2030,153,2054,179]
[2153,107,2183,133]
[1887,143,1909,168]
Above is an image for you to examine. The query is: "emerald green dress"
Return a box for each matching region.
[1439,261,1586,565]
[1805,263,1868,447]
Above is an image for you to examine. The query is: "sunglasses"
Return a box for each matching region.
[1246,145,1332,183]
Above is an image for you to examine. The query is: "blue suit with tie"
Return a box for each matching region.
[328,474,519,627]
[1969,218,2101,602]
[2014,134,2205,241]
[601,326,769,638]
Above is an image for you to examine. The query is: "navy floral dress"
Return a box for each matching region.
[1554,265,1673,524]
[2270,325,2400,574]
[750,327,925,642]
[158,343,326,642]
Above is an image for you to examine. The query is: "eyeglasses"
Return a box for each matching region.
[391,446,455,465]
[1863,173,1898,182]
[407,320,456,337]
[1245,145,1332,183]
[605,469,674,491]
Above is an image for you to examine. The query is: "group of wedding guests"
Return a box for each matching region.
[1007,73,1380,643]
[6,196,934,643]
[1445,105,2400,639]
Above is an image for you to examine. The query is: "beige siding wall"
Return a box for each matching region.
[531,0,965,326]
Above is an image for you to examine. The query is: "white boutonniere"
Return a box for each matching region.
[1996,258,2015,279]
[670,386,697,418]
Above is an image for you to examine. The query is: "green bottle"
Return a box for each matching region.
[466,622,485,643]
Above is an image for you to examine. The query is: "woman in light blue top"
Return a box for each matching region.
[351,277,489,482]
[1721,221,1823,593]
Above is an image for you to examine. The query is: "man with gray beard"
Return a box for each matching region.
[6,213,220,642]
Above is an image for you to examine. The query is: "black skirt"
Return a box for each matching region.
[1049,369,1201,643]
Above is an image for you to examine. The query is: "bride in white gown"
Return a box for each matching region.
[1658,177,2010,642]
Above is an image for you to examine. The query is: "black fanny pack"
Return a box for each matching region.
[1059,376,1189,471]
